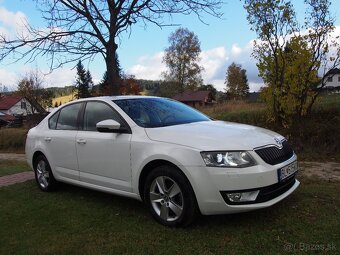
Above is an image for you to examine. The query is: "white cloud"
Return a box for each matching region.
[0,7,28,37]
[127,52,166,80]
[42,68,76,87]
[200,47,228,81]
[126,43,263,92]
[0,68,17,87]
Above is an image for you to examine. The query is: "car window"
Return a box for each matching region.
[56,103,82,130]
[113,98,210,128]
[48,111,60,129]
[83,101,122,131]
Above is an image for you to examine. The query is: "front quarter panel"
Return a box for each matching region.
[130,127,205,197]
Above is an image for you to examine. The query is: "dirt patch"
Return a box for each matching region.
[0,153,27,162]
[298,161,340,182]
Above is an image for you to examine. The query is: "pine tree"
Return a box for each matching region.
[85,70,94,92]
[75,60,90,98]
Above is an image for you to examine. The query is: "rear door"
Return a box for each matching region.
[44,102,82,180]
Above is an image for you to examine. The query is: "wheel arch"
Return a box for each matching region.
[138,159,193,202]
[32,151,46,167]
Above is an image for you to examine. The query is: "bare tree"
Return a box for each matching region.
[16,69,52,113]
[0,0,222,95]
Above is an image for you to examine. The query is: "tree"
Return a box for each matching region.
[16,70,52,112]
[244,0,340,127]
[75,60,90,99]
[97,53,122,96]
[85,70,94,93]
[163,27,204,92]
[120,75,141,95]
[224,62,249,100]
[54,101,59,108]
[0,0,222,95]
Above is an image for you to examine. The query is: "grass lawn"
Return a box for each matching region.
[0,174,339,255]
[0,160,31,177]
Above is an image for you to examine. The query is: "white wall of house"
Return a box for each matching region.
[324,73,340,88]
[4,98,35,116]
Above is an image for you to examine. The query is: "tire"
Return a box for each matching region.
[34,155,58,192]
[144,165,198,227]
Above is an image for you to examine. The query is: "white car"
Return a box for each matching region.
[26,96,299,226]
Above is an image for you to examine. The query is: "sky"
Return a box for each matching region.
[0,0,339,92]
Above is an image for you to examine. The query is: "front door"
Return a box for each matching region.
[76,101,132,191]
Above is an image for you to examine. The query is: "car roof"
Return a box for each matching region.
[71,95,163,102]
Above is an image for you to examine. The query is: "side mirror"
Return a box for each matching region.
[96,119,121,133]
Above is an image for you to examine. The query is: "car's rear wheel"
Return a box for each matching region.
[34,155,58,192]
[144,165,198,227]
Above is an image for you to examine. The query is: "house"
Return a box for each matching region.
[0,95,45,116]
[322,68,340,92]
[173,90,215,107]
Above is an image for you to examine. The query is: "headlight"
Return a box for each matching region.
[200,151,256,168]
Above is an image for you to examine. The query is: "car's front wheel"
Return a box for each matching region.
[144,165,198,227]
[34,155,58,192]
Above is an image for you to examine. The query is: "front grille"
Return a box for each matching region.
[255,140,294,165]
[220,174,296,205]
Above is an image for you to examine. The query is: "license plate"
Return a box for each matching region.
[278,161,298,182]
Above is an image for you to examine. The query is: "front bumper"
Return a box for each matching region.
[185,154,299,215]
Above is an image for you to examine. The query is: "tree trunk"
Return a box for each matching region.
[106,42,120,95]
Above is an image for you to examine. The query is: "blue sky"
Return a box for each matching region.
[0,0,339,92]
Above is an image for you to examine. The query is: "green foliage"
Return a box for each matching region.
[224,62,249,99]
[244,0,339,127]
[163,28,203,93]
[75,60,91,99]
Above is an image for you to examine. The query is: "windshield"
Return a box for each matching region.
[113,98,210,128]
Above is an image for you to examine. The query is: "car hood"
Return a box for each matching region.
[145,121,284,151]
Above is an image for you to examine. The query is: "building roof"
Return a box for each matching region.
[0,111,16,122]
[0,96,23,110]
[326,68,340,75]
[172,90,212,102]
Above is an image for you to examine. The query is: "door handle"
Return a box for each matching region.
[76,139,87,145]
[44,137,52,142]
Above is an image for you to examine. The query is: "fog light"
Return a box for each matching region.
[226,190,259,202]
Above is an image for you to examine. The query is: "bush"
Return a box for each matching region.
[0,128,28,153]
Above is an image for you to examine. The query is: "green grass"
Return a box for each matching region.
[0,160,31,177]
[0,128,27,153]
[0,175,339,255]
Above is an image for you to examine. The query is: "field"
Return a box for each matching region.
[0,171,338,255]
[52,93,76,106]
